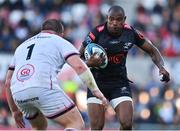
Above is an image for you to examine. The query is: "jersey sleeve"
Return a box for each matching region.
[132,27,145,47]
[58,38,80,60]
[9,56,15,70]
[82,28,99,47]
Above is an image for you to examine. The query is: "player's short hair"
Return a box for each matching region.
[108,5,125,16]
[41,19,64,34]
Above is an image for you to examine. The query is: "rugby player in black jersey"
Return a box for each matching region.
[79,5,170,130]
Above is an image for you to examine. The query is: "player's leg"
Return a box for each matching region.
[16,102,48,130]
[87,102,106,130]
[19,104,48,130]
[12,89,48,130]
[115,100,133,130]
[51,106,84,130]
[27,91,84,129]
[110,86,133,130]
[87,89,106,130]
[27,111,48,130]
[39,87,84,130]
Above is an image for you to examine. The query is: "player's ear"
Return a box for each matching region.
[106,15,108,20]
[123,16,126,22]
[59,33,64,37]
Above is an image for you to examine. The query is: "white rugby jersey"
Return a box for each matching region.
[9,32,79,93]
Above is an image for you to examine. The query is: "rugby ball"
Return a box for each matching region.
[84,43,108,69]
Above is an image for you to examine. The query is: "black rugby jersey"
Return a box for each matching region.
[82,23,145,84]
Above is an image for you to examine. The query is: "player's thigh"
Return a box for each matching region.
[12,88,47,129]
[109,86,133,122]
[115,100,133,121]
[28,111,47,130]
[36,87,84,128]
[52,106,84,128]
[87,89,106,123]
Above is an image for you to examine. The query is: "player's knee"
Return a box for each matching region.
[32,122,47,130]
[90,119,104,130]
[120,118,132,130]
[77,118,85,129]
[68,117,84,129]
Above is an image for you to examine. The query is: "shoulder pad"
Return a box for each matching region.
[123,23,132,30]
[96,25,105,32]
[89,32,95,41]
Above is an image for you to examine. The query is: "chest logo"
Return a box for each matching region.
[124,42,132,51]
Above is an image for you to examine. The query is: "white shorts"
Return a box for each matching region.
[12,87,75,119]
[87,96,133,109]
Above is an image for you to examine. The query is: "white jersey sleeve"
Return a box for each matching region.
[56,38,80,60]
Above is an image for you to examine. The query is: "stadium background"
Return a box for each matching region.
[0,0,180,130]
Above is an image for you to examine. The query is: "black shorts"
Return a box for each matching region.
[87,81,132,101]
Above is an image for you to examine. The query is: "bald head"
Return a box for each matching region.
[108,5,125,17]
[41,19,64,34]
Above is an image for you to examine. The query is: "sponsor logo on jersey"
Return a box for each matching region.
[124,42,133,51]
[108,52,127,64]
[16,97,39,104]
[16,64,35,82]
[121,87,129,94]
[109,40,120,45]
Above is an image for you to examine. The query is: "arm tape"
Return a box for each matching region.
[79,69,98,91]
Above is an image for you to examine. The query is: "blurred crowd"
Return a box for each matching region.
[0,0,180,129]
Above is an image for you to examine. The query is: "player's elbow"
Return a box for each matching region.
[150,47,159,58]
[4,80,10,89]
[5,82,11,96]
[147,46,156,58]
[73,64,87,74]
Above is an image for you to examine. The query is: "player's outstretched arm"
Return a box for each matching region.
[66,55,108,106]
[5,70,25,128]
[138,39,170,83]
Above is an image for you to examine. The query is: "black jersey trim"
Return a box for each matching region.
[65,53,80,61]
[46,104,75,119]
[8,66,15,70]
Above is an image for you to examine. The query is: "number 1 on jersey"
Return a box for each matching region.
[26,44,35,60]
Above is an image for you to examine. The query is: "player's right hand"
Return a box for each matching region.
[92,89,108,108]
[87,52,105,67]
[12,110,25,128]
[159,67,170,83]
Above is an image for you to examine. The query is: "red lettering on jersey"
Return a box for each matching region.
[97,25,104,32]
[108,52,127,64]
[21,68,30,75]
[89,32,95,41]
[123,23,132,30]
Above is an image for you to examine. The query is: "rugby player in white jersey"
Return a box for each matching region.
[4,19,108,130]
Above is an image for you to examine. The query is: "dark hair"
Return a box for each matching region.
[108,5,125,16]
[41,19,64,34]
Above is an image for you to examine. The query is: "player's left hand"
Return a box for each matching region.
[92,89,108,108]
[12,110,25,128]
[159,67,170,83]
